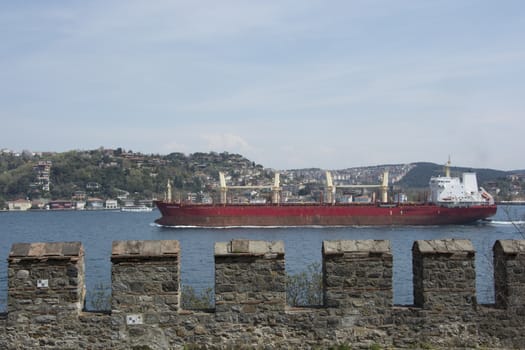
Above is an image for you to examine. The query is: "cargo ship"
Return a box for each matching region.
[154,162,497,227]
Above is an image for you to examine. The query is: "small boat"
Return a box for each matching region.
[121,205,153,212]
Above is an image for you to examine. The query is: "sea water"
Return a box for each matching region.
[0,205,524,310]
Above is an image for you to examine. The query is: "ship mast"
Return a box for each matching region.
[445,156,451,177]
[166,180,172,202]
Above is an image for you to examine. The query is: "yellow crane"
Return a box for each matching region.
[219,172,281,204]
[325,170,389,204]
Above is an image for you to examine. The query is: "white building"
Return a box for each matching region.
[105,199,119,209]
[7,199,32,211]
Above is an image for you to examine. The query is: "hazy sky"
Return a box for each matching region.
[1,1,524,170]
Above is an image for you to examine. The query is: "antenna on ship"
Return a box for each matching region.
[167,180,172,202]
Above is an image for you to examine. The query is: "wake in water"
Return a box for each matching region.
[152,224,350,229]
[488,220,525,225]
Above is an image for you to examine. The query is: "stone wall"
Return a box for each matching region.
[0,238,524,349]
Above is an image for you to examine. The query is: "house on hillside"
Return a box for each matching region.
[86,182,100,191]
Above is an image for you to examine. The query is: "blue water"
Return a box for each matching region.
[0,206,524,310]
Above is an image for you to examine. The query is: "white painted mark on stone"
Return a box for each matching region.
[37,279,49,288]
[126,314,143,325]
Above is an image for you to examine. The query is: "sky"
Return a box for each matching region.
[1,1,524,170]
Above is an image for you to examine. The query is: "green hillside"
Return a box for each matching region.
[0,149,266,206]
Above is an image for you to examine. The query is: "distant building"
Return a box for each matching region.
[31,199,48,209]
[394,193,408,203]
[186,193,197,202]
[86,182,100,190]
[47,200,74,210]
[137,199,153,207]
[337,195,353,203]
[73,191,86,200]
[32,161,51,192]
[7,199,32,211]
[105,199,118,209]
[353,195,372,203]
[86,198,104,209]
[122,199,135,207]
[116,190,129,200]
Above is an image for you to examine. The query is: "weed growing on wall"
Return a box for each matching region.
[286,261,323,306]
[181,285,214,310]
[86,282,111,311]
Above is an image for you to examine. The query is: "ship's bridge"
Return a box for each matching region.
[429,172,493,206]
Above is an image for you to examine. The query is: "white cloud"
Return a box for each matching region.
[200,133,253,153]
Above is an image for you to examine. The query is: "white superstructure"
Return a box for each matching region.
[429,161,494,207]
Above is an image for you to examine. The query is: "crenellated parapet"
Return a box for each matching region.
[1,238,524,349]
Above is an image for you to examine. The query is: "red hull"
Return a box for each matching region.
[154,201,497,227]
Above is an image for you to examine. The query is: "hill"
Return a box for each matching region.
[397,162,508,188]
[0,149,267,207]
